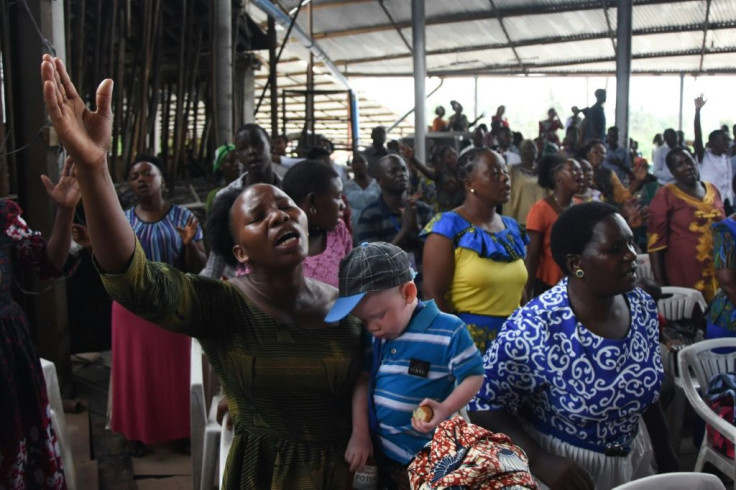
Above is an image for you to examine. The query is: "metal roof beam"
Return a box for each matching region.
[488,0,525,75]
[344,46,736,77]
[311,0,685,39]
[332,21,736,66]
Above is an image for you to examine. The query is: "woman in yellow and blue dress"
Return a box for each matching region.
[421,148,528,353]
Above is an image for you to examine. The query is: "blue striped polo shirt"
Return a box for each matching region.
[371,300,484,464]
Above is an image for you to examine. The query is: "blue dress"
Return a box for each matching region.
[468,278,663,455]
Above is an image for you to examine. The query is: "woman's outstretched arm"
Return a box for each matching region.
[40,55,134,273]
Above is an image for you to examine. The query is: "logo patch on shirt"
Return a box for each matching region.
[408,359,430,378]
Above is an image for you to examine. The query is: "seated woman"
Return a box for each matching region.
[573,158,603,204]
[706,208,736,339]
[469,202,679,489]
[420,148,528,353]
[282,160,352,287]
[41,55,370,488]
[648,147,724,302]
[524,155,584,298]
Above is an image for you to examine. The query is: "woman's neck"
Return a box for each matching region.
[553,187,575,208]
[459,197,497,225]
[243,265,309,308]
[307,227,327,256]
[138,193,165,209]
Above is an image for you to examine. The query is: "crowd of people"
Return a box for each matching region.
[4,55,736,489]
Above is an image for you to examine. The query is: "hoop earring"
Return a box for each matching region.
[575,269,585,279]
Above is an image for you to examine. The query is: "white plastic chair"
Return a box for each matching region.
[40,358,76,490]
[219,413,234,487]
[636,254,653,281]
[612,471,725,489]
[658,286,707,322]
[656,286,707,452]
[190,339,224,490]
[678,338,736,487]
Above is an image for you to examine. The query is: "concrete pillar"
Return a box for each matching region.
[615,0,632,149]
[411,0,426,162]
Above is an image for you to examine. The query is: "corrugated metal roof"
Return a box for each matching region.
[247,0,736,149]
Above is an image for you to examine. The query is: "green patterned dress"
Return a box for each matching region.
[101,240,366,489]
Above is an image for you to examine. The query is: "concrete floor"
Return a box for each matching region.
[69,352,193,489]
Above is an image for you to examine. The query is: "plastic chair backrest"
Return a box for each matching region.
[658,286,707,321]
[682,340,736,392]
[636,254,653,281]
[612,471,725,489]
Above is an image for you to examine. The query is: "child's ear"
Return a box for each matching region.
[401,281,418,304]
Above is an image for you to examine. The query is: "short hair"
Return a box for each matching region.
[371,126,386,139]
[577,139,605,160]
[306,146,331,161]
[551,201,620,275]
[206,187,245,269]
[127,154,167,181]
[235,123,269,142]
[594,88,606,98]
[665,146,693,169]
[537,154,567,190]
[709,129,729,144]
[282,160,339,206]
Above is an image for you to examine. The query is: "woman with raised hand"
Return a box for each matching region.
[41,55,370,488]
[469,202,679,489]
[420,148,527,353]
[1,156,79,488]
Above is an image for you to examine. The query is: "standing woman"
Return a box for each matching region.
[111,155,207,455]
[282,160,351,287]
[421,149,528,353]
[1,158,78,488]
[648,147,724,302]
[404,145,465,212]
[41,55,370,489]
[524,155,584,298]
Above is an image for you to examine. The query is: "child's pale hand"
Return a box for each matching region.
[411,398,448,433]
[345,431,372,472]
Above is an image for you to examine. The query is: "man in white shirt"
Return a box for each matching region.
[652,128,678,185]
[694,96,733,212]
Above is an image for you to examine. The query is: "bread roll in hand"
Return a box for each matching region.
[413,405,433,423]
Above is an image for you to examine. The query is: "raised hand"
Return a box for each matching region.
[41,156,81,209]
[176,216,199,245]
[40,54,113,168]
[694,94,707,110]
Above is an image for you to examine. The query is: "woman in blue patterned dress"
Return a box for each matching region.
[468,202,678,489]
[110,155,207,455]
[706,214,736,339]
[1,157,79,488]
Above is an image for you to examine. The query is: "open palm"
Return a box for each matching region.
[40,54,112,168]
[41,156,81,209]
